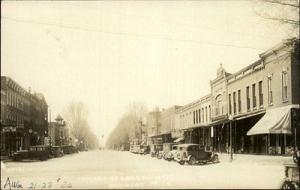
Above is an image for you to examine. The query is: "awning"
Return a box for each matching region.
[247,105,299,136]
[174,137,184,143]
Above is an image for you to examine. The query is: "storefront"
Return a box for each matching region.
[1,126,25,156]
[247,105,299,155]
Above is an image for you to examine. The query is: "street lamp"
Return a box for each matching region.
[229,115,233,162]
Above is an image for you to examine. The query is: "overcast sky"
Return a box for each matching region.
[1,1,295,144]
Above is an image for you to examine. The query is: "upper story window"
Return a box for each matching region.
[282,71,288,102]
[198,109,201,123]
[228,94,232,115]
[252,84,256,108]
[259,81,263,107]
[268,75,273,105]
[205,106,208,122]
[193,111,195,124]
[246,86,250,111]
[238,90,241,113]
[215,95,223,116]
[208,106,211,121]
[201,108,204,122]
[233,92,237,114]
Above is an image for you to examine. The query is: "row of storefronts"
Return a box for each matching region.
[1,76,49,156]
[147,38,300,155]
[0,76,75,157]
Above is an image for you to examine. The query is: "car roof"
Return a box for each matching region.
[177,143,200,148]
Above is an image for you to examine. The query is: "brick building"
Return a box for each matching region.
[0,76,48,156]
[48,115,70,146]
[170,38,299,155]
[146,108,162,145]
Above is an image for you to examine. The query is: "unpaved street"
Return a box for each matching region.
[1,150,291,189]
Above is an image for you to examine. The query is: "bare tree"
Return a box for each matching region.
[252,0,299,37]
[106,102,148,149]
[63,101,99,149]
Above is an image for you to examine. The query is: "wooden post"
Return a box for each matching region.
[268,134,270,155]
[284,134,286,155]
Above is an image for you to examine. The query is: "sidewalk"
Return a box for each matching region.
[218,152,293,165]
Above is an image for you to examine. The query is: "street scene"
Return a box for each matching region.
[0,150,293,189]
[1,0,300,189]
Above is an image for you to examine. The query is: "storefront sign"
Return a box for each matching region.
[2,127,16,132]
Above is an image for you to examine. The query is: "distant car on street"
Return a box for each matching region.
[175,144,219,165]
[138,145,150,155]
[150,144,163,158]
[50,146,64,158]
[61,145,79,154]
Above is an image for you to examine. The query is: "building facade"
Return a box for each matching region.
[0,76,48,156]
[175,38,300,155]
[144,38,299,155]
[48,115,70,146]
[146,108,162,145]
[175,94,212,149]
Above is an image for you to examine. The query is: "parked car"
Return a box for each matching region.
[139,145,150,155]
[50,146,64,157]
[131,145,140,154]
[282,149,299,189]
[12,150,29,161]
[61,145,79,154]
[161,143,176,160]
[175,144,219,165]
[165,144,179,161]
[13,145,50,161]
[150,144,163,157]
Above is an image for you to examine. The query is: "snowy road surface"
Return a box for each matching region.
[1,150,291,189]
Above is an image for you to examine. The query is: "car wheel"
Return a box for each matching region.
[188,156,197,165]
[212,155,219,163]
[282,181,297,190]
[178,160,185,165]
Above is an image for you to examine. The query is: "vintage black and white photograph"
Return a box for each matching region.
[1,0,300,189]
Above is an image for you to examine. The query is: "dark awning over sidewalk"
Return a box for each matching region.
[247,105,299,136]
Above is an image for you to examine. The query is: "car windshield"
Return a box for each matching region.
[179,147,185,151]
[172,146,178,150]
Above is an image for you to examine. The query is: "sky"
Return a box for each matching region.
[1,1,296,145]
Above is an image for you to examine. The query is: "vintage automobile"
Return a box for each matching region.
[50,146,64,157]
[175,144,219,165]
[13,145,51,161]
[282,149,300,189]
[150,144,163,158]
[165,144,179,161]
[138,145,150,155]
[131,145,140,154]
[157,143,176,160]
[61,145,79,154]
